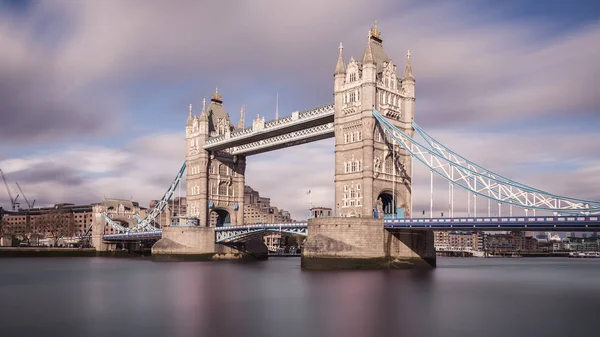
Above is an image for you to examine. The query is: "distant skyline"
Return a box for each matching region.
[1,0,599,220]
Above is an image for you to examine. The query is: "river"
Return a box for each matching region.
[0,257,598,337]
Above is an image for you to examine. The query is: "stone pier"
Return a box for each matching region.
[301,217,435,270]
[151,226,268,261]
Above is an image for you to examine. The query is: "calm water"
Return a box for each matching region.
[0,257,599,337]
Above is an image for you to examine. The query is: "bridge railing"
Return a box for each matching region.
[204,104,334,148]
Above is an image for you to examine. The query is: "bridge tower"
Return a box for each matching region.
[334,22,414,219]
[185,89,246,227]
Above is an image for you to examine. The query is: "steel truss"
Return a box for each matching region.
[103,162,187,233]
[215,223,308,243]
[372,108,600,215]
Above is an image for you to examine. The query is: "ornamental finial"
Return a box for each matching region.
[211,87,223,103]
[407,49,411,61]
[369,20,381,40]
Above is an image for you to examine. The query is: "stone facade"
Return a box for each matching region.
[333,23,415,219]
[186,90,246,227]
[302,217,435,269]
[91,199,147,250]
[149,197,186,227]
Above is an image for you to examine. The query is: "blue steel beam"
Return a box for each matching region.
[372,108,600,215]
[384,215,600,231]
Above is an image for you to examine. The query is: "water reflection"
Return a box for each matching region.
[0,257,599,337]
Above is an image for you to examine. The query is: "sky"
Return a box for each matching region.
[0,0,599,220]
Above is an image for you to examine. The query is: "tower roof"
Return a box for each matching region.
[361,21,390,72]
[206,88,234,132]
[402,50,415,82]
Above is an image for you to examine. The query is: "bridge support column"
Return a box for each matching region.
[301,217,435,269]
[91,215,109,252]
[151,226,267,260]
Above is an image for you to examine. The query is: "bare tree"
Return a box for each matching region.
[36,208,77,244]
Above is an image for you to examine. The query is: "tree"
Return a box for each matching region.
[36,208,77,244]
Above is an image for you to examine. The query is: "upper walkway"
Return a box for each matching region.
[203,104,334,155]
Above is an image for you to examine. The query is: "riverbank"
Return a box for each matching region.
[0,247,145,258]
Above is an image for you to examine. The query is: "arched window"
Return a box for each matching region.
[385,156,393,174]
[218,183,227,195]
[219,164,228,176]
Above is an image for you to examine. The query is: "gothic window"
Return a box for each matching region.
[344,185,348,192]
[385,156,393,174]
[385,78,389,88]
[357,90,360,101]
[350,132,354,142]
[228,185,234,197]
[219,164,228,176]
[218,183,227,195]
[344,133,348,144]
[357,131,362,141]
[344,162,348,173]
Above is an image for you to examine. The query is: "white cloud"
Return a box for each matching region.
[1,0,599,220]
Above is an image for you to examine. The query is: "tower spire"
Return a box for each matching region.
[200,98,208,121]
[186,103,193,126]
[238,106,245,128]
[402,49,415,81]
[362,37,374,64]
[334,42,346,75]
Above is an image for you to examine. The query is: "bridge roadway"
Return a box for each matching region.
[101,215,600,242]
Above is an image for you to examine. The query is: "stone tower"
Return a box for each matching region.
[185,89,246,227]
[333,22,415,218]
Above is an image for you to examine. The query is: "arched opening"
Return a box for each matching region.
[377,192,396,217]
[210,209,231,227]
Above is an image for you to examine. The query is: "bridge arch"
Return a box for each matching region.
[210,209,231,227]
[377,191,396,217]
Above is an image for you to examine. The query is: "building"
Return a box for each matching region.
[243,185,294,225]
[310,207,332,218]
[434,231,479,252]
[0,203,94,244]
[333,22,414,218]
[185,91,246,227]
[149,197,187,227]
[1,199,148,246]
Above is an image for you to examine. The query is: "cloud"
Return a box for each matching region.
[0,132,184,209]
[1,0,598,220]
[0,7,121,144]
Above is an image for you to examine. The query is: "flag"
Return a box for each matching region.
[307,190,311,195]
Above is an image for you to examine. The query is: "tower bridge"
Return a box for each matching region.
[94,22,600,269]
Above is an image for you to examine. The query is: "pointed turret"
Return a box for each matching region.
[362,37,374,64]
[334,42,346,75]
[199,98,208,122]
[402,50,415,82]
[186,104,193,126]
[238,106,245,129]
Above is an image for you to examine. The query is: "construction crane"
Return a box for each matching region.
[0,168,19,211]
[15,182,35,209]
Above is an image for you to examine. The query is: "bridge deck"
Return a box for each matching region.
[101,216,600,242]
